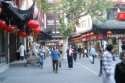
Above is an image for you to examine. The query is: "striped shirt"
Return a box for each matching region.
[102,51,115,75]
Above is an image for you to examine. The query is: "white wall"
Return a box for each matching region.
[75,14,92,33]
[19,0,33,10]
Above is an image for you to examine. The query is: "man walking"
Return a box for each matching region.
[51,47,60,73]
[102,44,115,83]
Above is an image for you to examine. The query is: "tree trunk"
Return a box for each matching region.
[62,37,68,59]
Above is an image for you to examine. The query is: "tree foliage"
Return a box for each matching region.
[58,0,115,20]
[59,17,75,39]
[36,0,50,12]
[57,0,115,38]
[36,0,115,39]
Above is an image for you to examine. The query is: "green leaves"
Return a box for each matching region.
[36,0,52,12]
[58,0,115,20]
[59,17,75,39]
[36,0,115,39]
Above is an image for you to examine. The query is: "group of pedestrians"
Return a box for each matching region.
[17,42,125,82]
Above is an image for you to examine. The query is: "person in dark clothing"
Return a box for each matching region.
[73,47,77,62]
[115,45,125,83]
[78,47,82,59]
[98,49,103,77]
[67,46,73,68]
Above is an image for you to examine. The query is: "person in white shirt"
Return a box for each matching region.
[89,46,96,64]
[18,43,25,60]
[102,44,115,83]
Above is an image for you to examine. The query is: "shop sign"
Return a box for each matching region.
[117,12,125,21]
[96,34,104,40]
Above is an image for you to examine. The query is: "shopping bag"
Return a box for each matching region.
[88,55,93,63]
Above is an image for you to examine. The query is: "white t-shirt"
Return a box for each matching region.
[19,45,25,57]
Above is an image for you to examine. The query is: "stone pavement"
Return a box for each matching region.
[0,57,120,83]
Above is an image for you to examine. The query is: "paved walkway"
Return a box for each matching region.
[0,57,120,83]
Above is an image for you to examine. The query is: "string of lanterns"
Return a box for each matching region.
[0,19,41,37]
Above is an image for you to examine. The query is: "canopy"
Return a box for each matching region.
[0,0,35,30]
[93,20,125,33]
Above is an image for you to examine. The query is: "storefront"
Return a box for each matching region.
[0,30,9,73]
[0,0,36,73]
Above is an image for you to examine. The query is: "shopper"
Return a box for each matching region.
[114,44,125,83]
[102,44,115,83]
[98,49,103,77]
[51,47,60,73]
[18,43,25,61]
[39,45,45,68]
[89,45,96,64]
[83,47,88,58]
[67,46,73,68]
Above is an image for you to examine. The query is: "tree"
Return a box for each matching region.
[36,0,50,12]
[35,0,115,59]
[55,0,115,38]
[59,0,114,20]
[56,0,115,58]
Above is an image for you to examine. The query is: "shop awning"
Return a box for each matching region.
[93,20,125,33]
[38,32,52,40]
[97,20,125,29]
[0,1,35,30]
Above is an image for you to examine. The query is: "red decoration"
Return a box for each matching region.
[0,20,7,29]
[96,34,103,40]
[117,12,125,20]
[5,25,16,32]
[28,20,40,29]
[18,31,27,37]
[32,26,41,33]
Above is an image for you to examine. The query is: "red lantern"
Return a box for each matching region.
[32,26,41,33]
[117,12,125,20]
[5,25,16,32]
[18,31,27,37]
[0,20,7,29]
[28,20,40,29]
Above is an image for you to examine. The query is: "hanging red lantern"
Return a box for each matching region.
[28,20,40,29]
[5,25,16,32]
[32,26,41,33]
[0,20,7,30]
[18,31,27,37]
